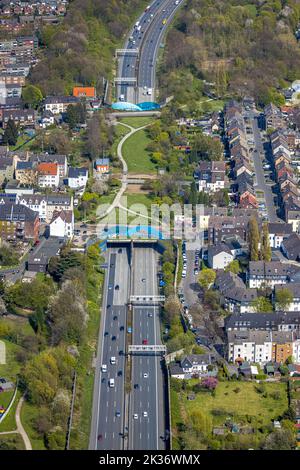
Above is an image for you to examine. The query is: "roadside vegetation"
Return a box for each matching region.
[0,244,104,450]
[159,0,300,109]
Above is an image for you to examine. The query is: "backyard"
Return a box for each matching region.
[171,380,289,449]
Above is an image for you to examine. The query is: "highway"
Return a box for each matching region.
[90,247,130,450]
[118,0,184,103]
[128,247,166,450]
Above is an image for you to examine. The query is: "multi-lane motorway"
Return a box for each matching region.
[90,247,130,450]
[129,247,166,450]
[118,0,184,103]
[90,244,167,450]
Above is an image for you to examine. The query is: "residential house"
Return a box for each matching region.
[225,312,300,333]
[37,162,59,188]
[95,158,110,174]
[49,210,74,239]
[275,284,300,312]
[31,154,67,177]
[73,86,96,98]
[15,161,37,185]
[39,110,55,128]
[194,161,226,193]
[268,222,293,249]
[0,156,13,184]
[223,287,258,314]
[207,243,234,270]
[169,354,216,379]
[281,233,300,261]
[44,95,79,115]
[18,193,73,223]
[264,103,284,130]
[67,167,88,189]
[0,202,39,240]
[2,108,35,128]
[248,261,300,288]
[227,330,273,364]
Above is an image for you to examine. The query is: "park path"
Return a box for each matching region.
[15,396,32,450]
[97,122,150,220]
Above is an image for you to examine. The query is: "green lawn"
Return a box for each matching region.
[122,129,157,174]
[119,116,154,128]
[179,381,288,428]
[0,390,20,432]
[21,401,46,450]
[0,339,23,382]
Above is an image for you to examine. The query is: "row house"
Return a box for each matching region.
[248,261,300,288]
[207,215,252,245]
[227,329,300,364]
[0,202,39,241]
[225,311,300,332]
[44,95,79,115]
[264,103,285,130]
[2,108,35,127]
[194,160,226,193]
[275,284,300,312]
[18,193,73,223]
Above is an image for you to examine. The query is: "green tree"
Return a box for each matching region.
[260,223,271,261]
[251,296,273,313]
[275,288,293,311]
[3,119,18,146]
[198,268,216,289]
[22,85,43,108]
[225,259,240,274]
[248,216,260,261]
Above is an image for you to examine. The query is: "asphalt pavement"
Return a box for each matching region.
[247,110,281,223]
[118,0,184,103]
[128,247,166,450]
[90,247,130,450]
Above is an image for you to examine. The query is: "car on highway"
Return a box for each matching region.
[112,335,116,341]
[108,284,113,290]
[115,284,119,290]
[118,370,123,377]
[110,356,116,365]
[109,378,115,388]
[120,325,124,331]
[162,19,167,25]
[116,411,121,418]
[143,373,149,378]
[148,312,153,317]
[101,364,107,372]
[134,383,139,389]
[142,339,148,345]
[104,331,109,337]
[133,414,138,420]
[143,411,148,418]
[113,315,118,321]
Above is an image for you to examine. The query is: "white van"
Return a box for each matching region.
[109,378,115,388]
[110,356,116,365]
